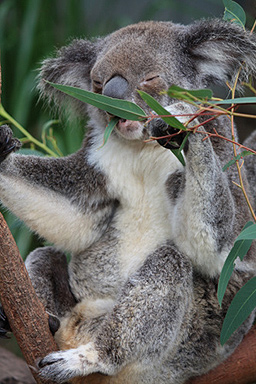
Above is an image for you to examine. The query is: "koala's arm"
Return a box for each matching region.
[152,105,249,276]
[37,244,192,382]
[0,126,116,253]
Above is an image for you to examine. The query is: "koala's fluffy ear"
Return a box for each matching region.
[183,20,256,87]
[38,38,100,115]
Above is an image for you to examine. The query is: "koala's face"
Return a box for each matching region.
[88,22,197,141]
[40,20,256,141]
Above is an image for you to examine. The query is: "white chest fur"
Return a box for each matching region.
[88,134,183,277]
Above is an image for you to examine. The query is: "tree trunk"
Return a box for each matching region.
[0,212,58,384]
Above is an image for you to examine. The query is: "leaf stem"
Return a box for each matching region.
[0,104,58,157]
[230,68,256,222]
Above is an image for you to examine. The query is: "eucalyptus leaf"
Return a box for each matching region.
[102,117,119,146]
[19,148,45,157]
[167,85,213,101]
[137,90,186,130]
[171,133,190,166]
[171,148,185,166]
[223,0,246,29]
[223,151,254,172]
[220,276,256,345]
[236,223,256,241]
[209,97,256,105]
[217,222,254,306]
[46,81,146,121]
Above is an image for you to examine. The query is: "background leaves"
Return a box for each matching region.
[223,0,246,28]
[217,222,254,306]
[220,277,256,345]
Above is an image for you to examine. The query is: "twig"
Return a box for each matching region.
[196,128,256,156]
[230,67,256,222]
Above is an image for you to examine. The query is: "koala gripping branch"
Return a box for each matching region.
[0,212,58,384]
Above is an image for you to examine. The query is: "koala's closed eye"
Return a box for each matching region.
[138,74,167,94]
[92,79,103,93]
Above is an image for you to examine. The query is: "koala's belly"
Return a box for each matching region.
[114,197,173,279]
[69,194,173,301]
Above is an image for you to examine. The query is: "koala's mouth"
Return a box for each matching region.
[108,115,148,141]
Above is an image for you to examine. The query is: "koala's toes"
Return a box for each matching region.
[148,118,168,137]
[148,118,187,150]
[0,125,22,163]
[0,305,11,338]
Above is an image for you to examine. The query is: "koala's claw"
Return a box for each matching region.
[0,305,11,338]
[47,312,61,335]
[148,118,187,150]
[0,125,21,164]
[37,344,99,382]
[37,351,77,383]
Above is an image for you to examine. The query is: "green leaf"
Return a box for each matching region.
[167,85,213,102]
[223,151,254,171]
[218,221,254,306]
[137,90,186,131]
[209,97,256,105]
[236,223,256,241]
[46,81,146,121]
[223,0,246,29]
[137,90,188,166]
[220,276,256,345]
[171,148,185,166]
[171,133,190,167]
[102,117,119,147]
[19,148,45,157]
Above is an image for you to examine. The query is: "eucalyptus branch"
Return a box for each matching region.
[230,69,256,222]
[196,128,256,155]
[242,81,256,96]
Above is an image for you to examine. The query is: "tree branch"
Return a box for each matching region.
[0,212,58,384]
[186,324,256,384]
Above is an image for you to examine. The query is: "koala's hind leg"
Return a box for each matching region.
[25,246,77,319]
[37,244,193,383]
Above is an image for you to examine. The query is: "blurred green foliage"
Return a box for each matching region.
[0,0,254,258]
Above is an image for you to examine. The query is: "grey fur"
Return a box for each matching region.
[0,19,256,384]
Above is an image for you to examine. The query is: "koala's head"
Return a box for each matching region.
[39,19,256,141]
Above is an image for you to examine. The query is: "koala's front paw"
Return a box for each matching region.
[0,305,11,338]
[148,118,186,150]
[0,125,22,164]
[38,343,100,383]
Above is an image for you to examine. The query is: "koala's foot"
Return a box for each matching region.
[148,118,187,150]
[0,125,21,164]
[37,343,102,382]
[0,305,11,338]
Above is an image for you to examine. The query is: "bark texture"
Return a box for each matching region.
[0,212,58,384]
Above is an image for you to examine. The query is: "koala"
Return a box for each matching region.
[0,19,256,384]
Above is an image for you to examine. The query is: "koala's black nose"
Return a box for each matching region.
[103,75,128,99]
